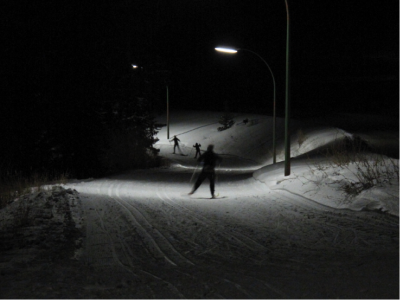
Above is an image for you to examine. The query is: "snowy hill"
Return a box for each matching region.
[154,110,399,216]
[0,110,398,298]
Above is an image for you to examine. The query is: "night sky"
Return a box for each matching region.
[2,1,398,172]
[4,1,398,116]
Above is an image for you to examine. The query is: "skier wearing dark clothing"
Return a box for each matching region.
[189,144,222,198]
[193,143,201,158]
[170,135,180,154]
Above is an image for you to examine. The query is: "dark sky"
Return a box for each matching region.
[3,0,399,120]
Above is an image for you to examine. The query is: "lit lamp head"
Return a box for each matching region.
[132,64,139,69]
[215,47,238,54]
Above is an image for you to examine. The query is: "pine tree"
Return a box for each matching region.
[218,113,235,131]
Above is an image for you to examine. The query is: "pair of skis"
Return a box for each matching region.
[186,193,224,199]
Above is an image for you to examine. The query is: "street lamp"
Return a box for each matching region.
[215,47,277,165]
[214,47,238,54]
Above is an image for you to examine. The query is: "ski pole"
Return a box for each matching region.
[215,163,221,186]
[190,164,199,183]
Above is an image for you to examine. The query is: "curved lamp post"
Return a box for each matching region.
[284,0,290,176]
[215,1,290,176]
[215,47,277,165]
[166,85,169,139]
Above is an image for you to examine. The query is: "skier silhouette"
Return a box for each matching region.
[170,135,181,154]
[193,143,201,158]
[189,144,222,198]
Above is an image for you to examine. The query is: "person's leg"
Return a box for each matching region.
[189,172,206,194]
[209,172,216,197]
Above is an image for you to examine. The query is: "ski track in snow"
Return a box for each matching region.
[83,193,188,297]
[1,112,397,298]
[66,168,398,298]
[57,111,398,298]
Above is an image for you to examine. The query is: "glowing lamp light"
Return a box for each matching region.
[215,47,238,54]
[132,64,139,69]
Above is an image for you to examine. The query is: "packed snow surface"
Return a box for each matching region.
[0,110,398,298]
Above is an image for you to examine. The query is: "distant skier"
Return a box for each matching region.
[189,144,222,198]
[193,143,201,158]
[243,118,249,125]
[170,135,181,154]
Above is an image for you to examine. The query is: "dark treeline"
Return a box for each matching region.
[2,2,170,179]
[2,1,398,179]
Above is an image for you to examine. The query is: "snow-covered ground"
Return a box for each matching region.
[0,110,398,298]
